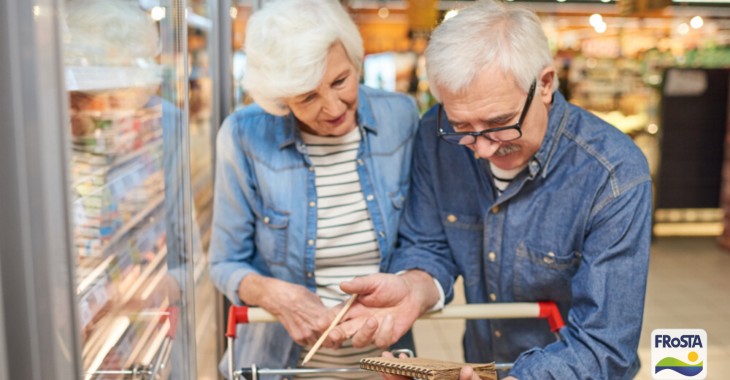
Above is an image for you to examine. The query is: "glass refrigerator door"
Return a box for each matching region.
[187,0,223,377]
[63,0,198,378]
[230,0,256,109]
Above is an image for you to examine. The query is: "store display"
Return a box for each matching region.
[64,0,179,377]
[70,84,172,376]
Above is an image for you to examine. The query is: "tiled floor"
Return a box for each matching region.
[412,237,730,379]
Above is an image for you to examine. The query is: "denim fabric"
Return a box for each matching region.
[389,92,652,379]
[208,85,419,377]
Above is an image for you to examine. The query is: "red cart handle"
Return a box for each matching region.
[226,305,250,338]
[537,301,565,332]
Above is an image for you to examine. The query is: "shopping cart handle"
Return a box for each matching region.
[537,301,565,333]
[225,302,565,337]
[226,305,278,338]
[226,306,247,338]
[164,306,179,338]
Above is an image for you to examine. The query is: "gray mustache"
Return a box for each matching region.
[495,144,521,156]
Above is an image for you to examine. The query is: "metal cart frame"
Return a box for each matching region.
[225,302,565,379]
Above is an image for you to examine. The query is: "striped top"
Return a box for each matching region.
[297,128,381,379]
[490,162,526,195]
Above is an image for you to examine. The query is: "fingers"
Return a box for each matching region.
[459,366,481,380]
[379,351,410,380]
[351,317,379,347]
[288,321,321,346]
[339,274,379,295]
[325,311,400,349]
[323,317,367,348]
[382,372,409,380]
[349,313,395,348]
[373,314,395,348]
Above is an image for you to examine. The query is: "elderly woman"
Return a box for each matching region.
[208,0,419,377]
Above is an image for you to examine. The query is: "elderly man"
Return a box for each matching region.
[322,1,652,379]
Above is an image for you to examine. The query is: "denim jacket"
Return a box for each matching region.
[208,85,419,377]
[389,92,652,379]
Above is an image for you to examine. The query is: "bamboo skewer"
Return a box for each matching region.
[301,294,358,365]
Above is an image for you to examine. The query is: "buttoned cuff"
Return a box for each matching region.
[428,277,445,312]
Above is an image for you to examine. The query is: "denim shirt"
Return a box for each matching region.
[389,92,652,379]
[208,85,419,376]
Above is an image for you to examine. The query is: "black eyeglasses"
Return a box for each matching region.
[437,79,537,145]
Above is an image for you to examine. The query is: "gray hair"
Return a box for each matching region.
[243,0,364,115]
[425,0,557,101]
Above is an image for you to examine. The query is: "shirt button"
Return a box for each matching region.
[494,330,502,338]
[309,201,316,207]
[488,252,496,262]
[366,194,374,201]
[492,206,499,214]
[447,214,457,223]
[263,217,270,224]
[544,251,556,264]
[307,272,313,278]
[379,231,386,238]
[489,293,497,301]
[308,240,314,246]
[308,166,315,172]
[357,159,364,166]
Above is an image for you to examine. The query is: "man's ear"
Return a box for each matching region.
[538,67,556,103]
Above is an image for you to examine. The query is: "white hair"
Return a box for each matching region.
[425,0,557,101]
[243,0,363,115]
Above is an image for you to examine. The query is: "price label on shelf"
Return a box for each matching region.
[73,199,88,225]
[79,297,92,329]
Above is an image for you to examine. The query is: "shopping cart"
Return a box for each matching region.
[225,301,565,379]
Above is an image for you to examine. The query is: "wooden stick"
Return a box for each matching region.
[301,294,358,365]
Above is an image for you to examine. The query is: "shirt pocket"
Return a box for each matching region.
[512,241,581,302]
[254,205,289,267]
[441,211,483,287]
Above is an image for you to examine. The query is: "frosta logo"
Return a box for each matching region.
[652,329,707,379]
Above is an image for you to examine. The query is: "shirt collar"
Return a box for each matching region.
[277,85,377,149]
[527,91,569,179]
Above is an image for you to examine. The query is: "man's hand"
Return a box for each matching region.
[460,367,516,380]
[319,271,439,349]
[238,274,327,346]
[378,350,411,380]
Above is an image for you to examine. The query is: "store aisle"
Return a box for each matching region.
[412,237,730,379]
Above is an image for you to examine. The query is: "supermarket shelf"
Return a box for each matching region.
[119,246,168,304]
[66,65,163,92]
[653,222,723,237]
[84,308,174,380]
[71,139,163,192]
[77,255,114,296]
[103,194,164,254]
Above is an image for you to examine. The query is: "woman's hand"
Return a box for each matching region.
[238,274,327,346]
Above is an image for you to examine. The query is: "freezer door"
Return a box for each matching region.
[61,0,204,378]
